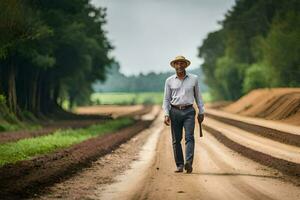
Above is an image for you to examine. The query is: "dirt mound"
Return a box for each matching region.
[222,88,300,126]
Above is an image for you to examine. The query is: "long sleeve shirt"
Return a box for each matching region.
[162,72,205,116]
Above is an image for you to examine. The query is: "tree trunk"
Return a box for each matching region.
[29,69,39,113]
[39,71,54,115]
[7,63,17,114]
[69,95,75,110]
[53,82,60,106]
[0,63,3,94]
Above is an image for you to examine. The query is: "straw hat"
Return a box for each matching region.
[170,55,191,68]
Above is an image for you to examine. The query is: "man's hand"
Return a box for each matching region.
[164,115,171,126]
[197,113,204,123]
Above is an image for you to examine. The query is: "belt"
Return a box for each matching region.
[171,104,193,110]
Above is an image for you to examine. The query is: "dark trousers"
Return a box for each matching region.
[169,106,196,167]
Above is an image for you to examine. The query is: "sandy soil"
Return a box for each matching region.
[5,106,299,199]
[204,117,300,164]
[98,120,300,200]
[32,110,299,200]
[0,119,154,199]
[28,107,162,200]
[75,105,145,118]
[0,105,159,199]
[222,88,300,125]
[205,108,300,147]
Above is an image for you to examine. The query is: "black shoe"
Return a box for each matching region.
[174,165,184,173]
[184,162,193,173]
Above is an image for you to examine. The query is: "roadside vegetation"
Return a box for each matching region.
[0,95,41,131]
[0,117,134,166]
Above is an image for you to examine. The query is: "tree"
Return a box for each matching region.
[198,0,299,100]
[261,11,300,87]
[0,0,113,119]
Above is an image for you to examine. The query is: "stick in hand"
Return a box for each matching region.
[197,114,204,137]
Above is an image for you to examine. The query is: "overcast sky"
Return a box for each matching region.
[91,0,235,75]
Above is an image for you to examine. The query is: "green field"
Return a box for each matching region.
[90,92,212,105]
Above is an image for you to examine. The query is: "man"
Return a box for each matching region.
[162,55,205,173]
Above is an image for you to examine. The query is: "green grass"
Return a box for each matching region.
[0,118,42,132]
[90,91,212,105]
[91,92,164,105]
[0,117,134,167]
[0,96,42,132]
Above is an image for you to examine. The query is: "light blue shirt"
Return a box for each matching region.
[162,72,205,116]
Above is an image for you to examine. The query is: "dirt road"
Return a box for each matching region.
[33,110,300,200]
[99,115,300,200]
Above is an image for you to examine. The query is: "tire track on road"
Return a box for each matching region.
[201,134,276,200]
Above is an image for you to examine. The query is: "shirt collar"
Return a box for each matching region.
[175,72,189,79]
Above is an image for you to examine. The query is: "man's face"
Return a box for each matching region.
[174,61,187,73]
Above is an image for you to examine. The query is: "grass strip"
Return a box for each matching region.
[0,117,135,167]
[89,91,212,105]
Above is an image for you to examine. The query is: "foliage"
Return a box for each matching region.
[198,0,299,100]
[242,63,269,93]
[261,11,300,87]
[214,56,247,100]
[0,0,113,116]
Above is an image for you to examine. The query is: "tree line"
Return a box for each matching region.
[0,0,113,118]
[198,0,299,100]
[93,63,208,93]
